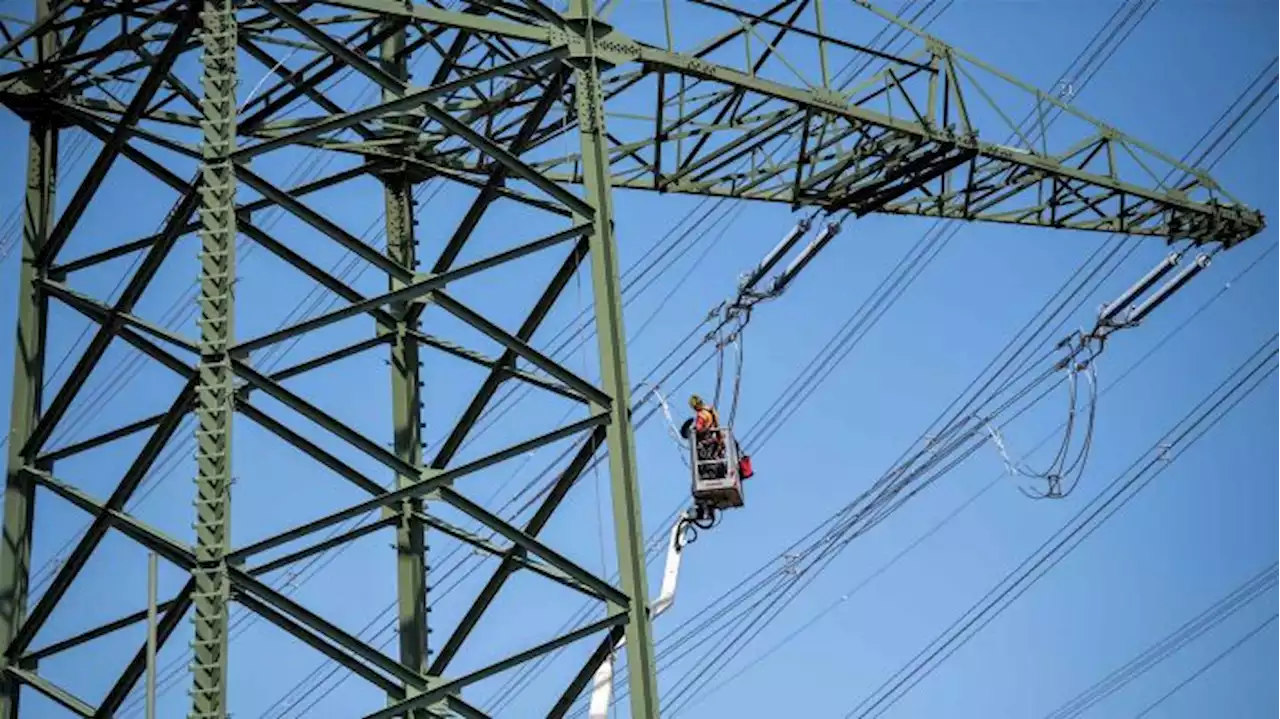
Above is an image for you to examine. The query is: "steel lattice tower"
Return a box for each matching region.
[0,0,1264,717]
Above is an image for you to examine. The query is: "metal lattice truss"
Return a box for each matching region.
[0,0,1264,718]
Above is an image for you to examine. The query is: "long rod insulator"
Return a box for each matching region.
[740,218,811,293]
[1099,251,1181,324]
[1126,253,1210,325]
[771,221,842,295]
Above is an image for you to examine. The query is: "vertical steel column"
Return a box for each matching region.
[378,20,430,714]
[0,5,58,709]
[146,552,158,719]
[189,0,237,716]
[569,2,661,716]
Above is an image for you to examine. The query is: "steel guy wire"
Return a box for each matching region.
[653,352,1078,706]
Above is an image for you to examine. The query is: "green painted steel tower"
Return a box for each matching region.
[0,0,1263,717]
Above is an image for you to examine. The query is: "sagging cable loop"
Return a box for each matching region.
[984,334,1101,500]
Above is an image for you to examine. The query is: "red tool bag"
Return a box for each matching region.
[738,455,754,480]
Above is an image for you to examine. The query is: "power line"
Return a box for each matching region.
[1131,613,1278,719]
[478,1,967,706]
[843,334,1278,718]
[1044,561,1278,719]
[620,6,1181,710]
[670,233,1278,714]
[641,45,1280,714]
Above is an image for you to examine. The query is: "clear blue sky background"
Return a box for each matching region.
[0,0,1276,717]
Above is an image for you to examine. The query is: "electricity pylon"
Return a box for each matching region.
[0,1,1264,717]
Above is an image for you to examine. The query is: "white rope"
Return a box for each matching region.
[641,382,691,468]
[982,419,1022,477]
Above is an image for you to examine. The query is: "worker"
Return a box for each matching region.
[680,394,753,481]
[689,394,720,434]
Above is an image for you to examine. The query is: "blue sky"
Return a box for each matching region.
[0,0,1276,717]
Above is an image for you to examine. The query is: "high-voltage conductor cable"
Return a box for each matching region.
[667,233,1278,716]
[660,326,1271,718]
[747,47,1280,524]
[651,358,1077,715]
[650,2,1187,685]
[259,2,1152,711]
[647,71,1277,712]
[1130,612,1278,719]
[529,27,1259,719]
[747,25,1177,455]
[852,351,1278,719]
[915,52,1278,469]
[650,353,1080,711]
[842,334,1280,719]
[494,0,960,450]
[664,354,1091,711]
[494,2,1157,701]
[1043,561,1278,719]
[589,257,1263,717]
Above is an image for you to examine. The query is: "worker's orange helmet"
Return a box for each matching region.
[688,394,704,410]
